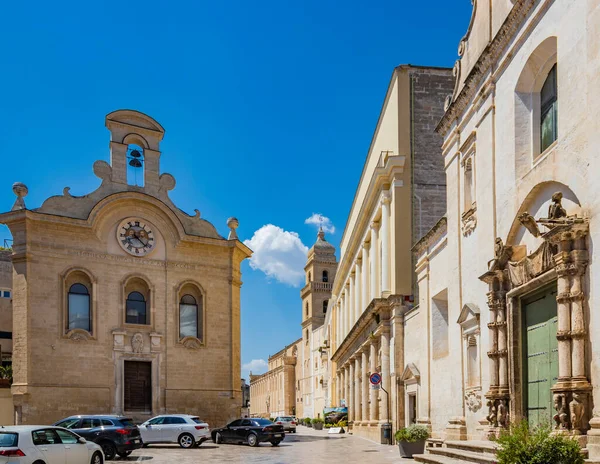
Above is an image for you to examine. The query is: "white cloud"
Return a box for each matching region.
[304,213,335,234]
[242,359,268,378]
[243,224,309,287]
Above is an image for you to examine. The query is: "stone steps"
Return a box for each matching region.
[414,439,498,464]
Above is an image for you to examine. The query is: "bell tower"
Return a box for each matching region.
[301,228,338,333]
[105,110,166,195]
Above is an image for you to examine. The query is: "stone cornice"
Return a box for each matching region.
[437,0,536,136]
[412,216,447,255]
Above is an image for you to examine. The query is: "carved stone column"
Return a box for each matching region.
[549,225,592,437]
[362,348,369,422]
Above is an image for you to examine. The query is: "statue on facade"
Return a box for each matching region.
[570,392,585,433]
[518,212,541,237]
[548,192,567,220]
[497,399,508,428]
[486,399,497,427]
[131,333,144,353]
[553,393,569,430]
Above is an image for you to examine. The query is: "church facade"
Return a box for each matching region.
[0,110,251,426]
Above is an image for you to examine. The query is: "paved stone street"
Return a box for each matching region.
[120,425,414,463]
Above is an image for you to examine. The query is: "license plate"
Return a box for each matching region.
[274,434,282,438]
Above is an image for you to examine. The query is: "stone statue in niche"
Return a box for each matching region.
[486,399,497,426]
[548,192,567,220]
[570,392,585,433]
[131,333,144,353]
[553,393,569,430]
[497,399,508,428]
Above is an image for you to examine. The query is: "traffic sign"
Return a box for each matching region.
[369,373,382,385]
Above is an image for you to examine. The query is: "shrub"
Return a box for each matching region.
[395,425,429,443]
[494,421,583,464]
[311,417,324,424]
[324,423,332,429]
[0,365,12,380]
[335,420,348,427]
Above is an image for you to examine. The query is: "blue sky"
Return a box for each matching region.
[0,1,472,379]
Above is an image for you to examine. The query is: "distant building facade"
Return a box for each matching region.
[0,110,251,427]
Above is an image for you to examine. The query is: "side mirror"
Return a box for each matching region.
[78,437,87,444]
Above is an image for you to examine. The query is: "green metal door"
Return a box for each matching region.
[524,288,558,428]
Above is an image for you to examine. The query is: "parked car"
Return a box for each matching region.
[53,415,142,460]
[0,425,104,464]
[274,416,296,433]
[211,418,285,447]
[138,414,210,448]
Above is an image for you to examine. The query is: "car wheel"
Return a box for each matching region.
[32,461,46,464]
[99,441,117,461]
[271,440,281,446]
[117,450,131,459]
[214,432,222,444]
[178,433,195,449]
[91,451,104,464]
[247,433,259,447]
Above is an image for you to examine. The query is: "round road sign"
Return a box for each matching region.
[369,373,382,385]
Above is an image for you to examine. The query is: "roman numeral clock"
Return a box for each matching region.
[117,218,155,256]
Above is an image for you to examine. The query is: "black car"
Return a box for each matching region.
[54,415,143,460]
[211,418,285,447]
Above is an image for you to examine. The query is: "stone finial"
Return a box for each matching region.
[227,217,239,240]
[11,182,28,211]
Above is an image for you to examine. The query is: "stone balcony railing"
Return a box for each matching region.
[300,281,333,296]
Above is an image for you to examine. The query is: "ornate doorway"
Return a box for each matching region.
[523,287,558,428]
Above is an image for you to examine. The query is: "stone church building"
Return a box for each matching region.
[0,110,251,426]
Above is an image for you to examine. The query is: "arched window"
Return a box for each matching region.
[180,294,202,340]
[126,291,147,324]
[308,272,311,283]
[305,303,309,317]
[127,144,145,187]
[540,64,558,152]
[68,283,91,332]
[322,270,329,283]
[323,300,328,314]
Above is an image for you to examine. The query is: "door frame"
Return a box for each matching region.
[114,354,160,415]
[506,269,557,424]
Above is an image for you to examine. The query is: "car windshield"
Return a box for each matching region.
[191,417,204,424]
[0,433,18,447]
[279,417,293,421]
[253,419,272,426]
[119,418,135,427]
[55,419,80,429]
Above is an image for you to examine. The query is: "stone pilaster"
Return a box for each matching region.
[354,356,362,422]
[380,193,391,296]
[361,245,369,308]
[380,328,391,423]
[349,362,355,422]
[370,222,380,300]
[361,348,369,422]
[369,338,379,423]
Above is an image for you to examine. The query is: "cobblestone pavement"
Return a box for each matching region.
[119,426,415,463]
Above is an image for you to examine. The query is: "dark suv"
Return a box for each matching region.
[54,415,143,460]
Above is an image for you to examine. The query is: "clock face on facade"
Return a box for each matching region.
[117,218,155,256]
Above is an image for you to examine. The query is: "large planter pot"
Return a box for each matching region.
[313,422,323,430]
[306,422,312,428]
[398,439,426,458]
[0,379,11,388]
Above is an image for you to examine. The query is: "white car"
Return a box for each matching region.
[138,415,210,448]
[0,425,104,464]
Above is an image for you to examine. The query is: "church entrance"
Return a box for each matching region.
[124,361,152,412]
[523,286,558,428]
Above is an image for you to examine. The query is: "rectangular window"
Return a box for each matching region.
[2,291,10,298]
[179,304,198,339]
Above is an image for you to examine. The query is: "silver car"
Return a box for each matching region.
[274,416,296,433]
[0,426,104,464]
[138,414,210,448]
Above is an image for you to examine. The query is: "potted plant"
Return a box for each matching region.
[312,417,324,430]
[494,420,583,464]
[305,418,313,428]
[395,424,429,458]
[0,365,12,388]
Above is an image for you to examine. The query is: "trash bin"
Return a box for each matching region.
[381,422,393,445]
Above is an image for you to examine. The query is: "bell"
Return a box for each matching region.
[130,149,142,158]
[129,159,142,168]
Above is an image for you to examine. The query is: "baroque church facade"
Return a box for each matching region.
[0,110,251,426]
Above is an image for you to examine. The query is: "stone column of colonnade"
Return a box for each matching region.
[349,273,355,332]
[380,193,391,296]
[361,348,369,421]
[369,339,379,422]
[355,261,362,322]
[361,245,369,307]
[344,365,350,414]
[354,356,361,422]
[370,222,379,300]
[380,328,391,423]
[349,362,355,421]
